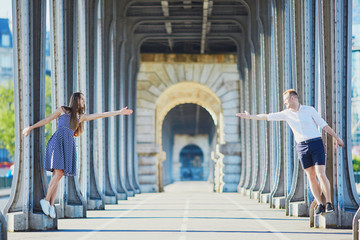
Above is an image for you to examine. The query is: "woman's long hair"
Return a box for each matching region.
[62,92,85,137]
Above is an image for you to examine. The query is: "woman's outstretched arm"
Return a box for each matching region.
[80,107,133,122]
[23,107,63,136]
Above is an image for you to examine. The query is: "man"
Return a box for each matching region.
[236,89,344,215]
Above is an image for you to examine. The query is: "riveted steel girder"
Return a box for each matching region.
[50,0,87,218]
[6,0,57,231]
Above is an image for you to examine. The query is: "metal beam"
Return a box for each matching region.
[161,1,173,50]
[200,0,210,54]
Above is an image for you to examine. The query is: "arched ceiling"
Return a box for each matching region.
[163,103,216,137]
[126,0,248,54]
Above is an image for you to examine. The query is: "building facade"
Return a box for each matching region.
[0,18,12,84]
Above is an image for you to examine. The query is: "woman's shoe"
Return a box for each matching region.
[40,199,50,216]
[49,205,56,219]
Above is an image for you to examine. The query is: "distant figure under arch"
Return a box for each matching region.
[180,144,204,181]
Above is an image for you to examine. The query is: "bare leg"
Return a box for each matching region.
[315,165,332,204]
[304,166,323,205]
[45,169,64,203]
[49,180,60,206]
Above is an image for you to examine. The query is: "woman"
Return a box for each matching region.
[22,92,133,219]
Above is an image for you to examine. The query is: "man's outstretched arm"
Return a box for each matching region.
[236,111,269,120]
[322,125,344,147]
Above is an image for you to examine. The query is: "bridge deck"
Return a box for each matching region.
[7,182,352,240]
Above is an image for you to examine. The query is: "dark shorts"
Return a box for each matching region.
[296,137,325,169]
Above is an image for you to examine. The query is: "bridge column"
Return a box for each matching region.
[315,0,359,229]
[128,47,141,194]
[113,13,128,200]
[238,1,256,197]
[49,0,86,219]
[6,0,56,231]
[119,26,132,197]
[78,0,104,210]
[98,0,117,204]
[108,1,128,201]
[269,0,294,210]
[251,0,271,200]
[119,21,136,196]
[285,0,316,217]
[0,211,6,240]
[129,35,142,194]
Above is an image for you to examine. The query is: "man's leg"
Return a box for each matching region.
[315,165,332,204]
[304,166,323,205]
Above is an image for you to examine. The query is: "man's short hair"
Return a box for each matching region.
[283,89,298,98]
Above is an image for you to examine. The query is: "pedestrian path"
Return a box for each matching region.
[7,182,352,240]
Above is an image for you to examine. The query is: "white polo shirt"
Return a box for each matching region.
[267,105,328,143]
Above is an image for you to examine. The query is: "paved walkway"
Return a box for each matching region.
[7,182,352,240]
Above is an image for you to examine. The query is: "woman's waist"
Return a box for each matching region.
[57,125,74,132]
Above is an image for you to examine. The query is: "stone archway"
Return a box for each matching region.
[156,81,224,146]
[136,54,242,193]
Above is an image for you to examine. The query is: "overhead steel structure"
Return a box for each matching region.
[1,0,359,238]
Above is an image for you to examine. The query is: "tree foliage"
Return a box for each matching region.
[0,76,52,159]
[45,75,52,146]
[353,155,360,172]
[0,81,15,158]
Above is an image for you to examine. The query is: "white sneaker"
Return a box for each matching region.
[40,199,50,215]
[49,205,56,219]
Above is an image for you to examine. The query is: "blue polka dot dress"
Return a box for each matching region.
[44,114,77,176]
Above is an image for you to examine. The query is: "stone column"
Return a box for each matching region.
[211,145,225,193]
[220,143,241,192]
[78,0,104,210]
[5,0,57,231]
[137,144,160,193]
[50,0,86,219]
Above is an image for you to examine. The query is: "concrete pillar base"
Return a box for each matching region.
[134,189,141,194]
[288,201,308,217]
[259,193,270,203]
[116,193,127,200]
[64,204,86,218]
[87,199,104,210]
[272,197,285,209]
[127,190,135,197]
[245,189,251,197]
[104,195,117,204]
[238,187,247,195]
[314,210,354,228]
[250,191,260,200]
[140,184,158,193]
[7,212,57,231]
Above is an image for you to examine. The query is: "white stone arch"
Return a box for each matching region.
[136,55,241,192]
[156,81,224,147]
